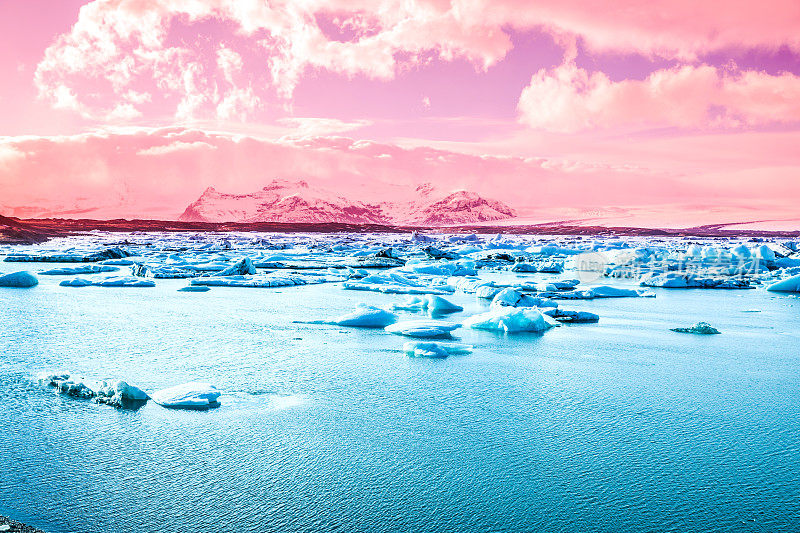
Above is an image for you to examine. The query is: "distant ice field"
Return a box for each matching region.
[1,231,799,533]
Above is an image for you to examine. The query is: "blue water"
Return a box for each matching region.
[1,256,800,532]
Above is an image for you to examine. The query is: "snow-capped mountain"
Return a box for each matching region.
[179,180,386,224]
[405,190,517,225]
[178,180,516,225]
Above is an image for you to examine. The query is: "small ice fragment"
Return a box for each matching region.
[178,286,211,292]
[151,382,221,410]
[670,322,721,334]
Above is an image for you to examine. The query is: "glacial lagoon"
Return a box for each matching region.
[1,232,799,532]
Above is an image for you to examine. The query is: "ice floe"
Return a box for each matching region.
[151,382,221,410]
[39,265,119,275]
[60,276,155,287]
[402,341,473,358]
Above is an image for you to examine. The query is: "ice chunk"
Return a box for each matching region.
[767,274,800,292]
[39,373,148,408]
[216,257,256,276]
[475,285,503,299]
[490,288,558,309]
[39,373,94,398]
[587,285,652,298]
[670,322,721,334]
[329,305,398,327]
[402,341,473,358]
[393,295,463,313]
[731,245,751,259]
[754,245,776,262]
[178,285,211,292]
[94,380,149,408]
[543,308,599,323]
[0,271,38,288]
[385,320,461,338]
[463,307,557,333]
[151,382,221,410]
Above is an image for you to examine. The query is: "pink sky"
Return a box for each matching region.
[1,0,799,225]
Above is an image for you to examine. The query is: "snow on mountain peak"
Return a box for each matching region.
[179,180,516,226]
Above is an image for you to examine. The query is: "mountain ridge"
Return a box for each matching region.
[178,179,517,226]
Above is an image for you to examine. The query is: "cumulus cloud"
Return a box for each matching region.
[35,1,800,122]
[518,62,800,132]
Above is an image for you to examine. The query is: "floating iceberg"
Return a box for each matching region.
[151,382,221,410]
[402,341,473,358]
[767,274,800,293]
[393,295,463,313]
[490,288,558,309]
[216,257,256,276]
[60,276,155,288]
[0,271,38,288]
[463,307,557,333]
[670,322,721,334]
[94,379,149,408]
[385,320,461,338]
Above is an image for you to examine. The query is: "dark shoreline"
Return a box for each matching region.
[0,515,46,533]
[1,214,798,245]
